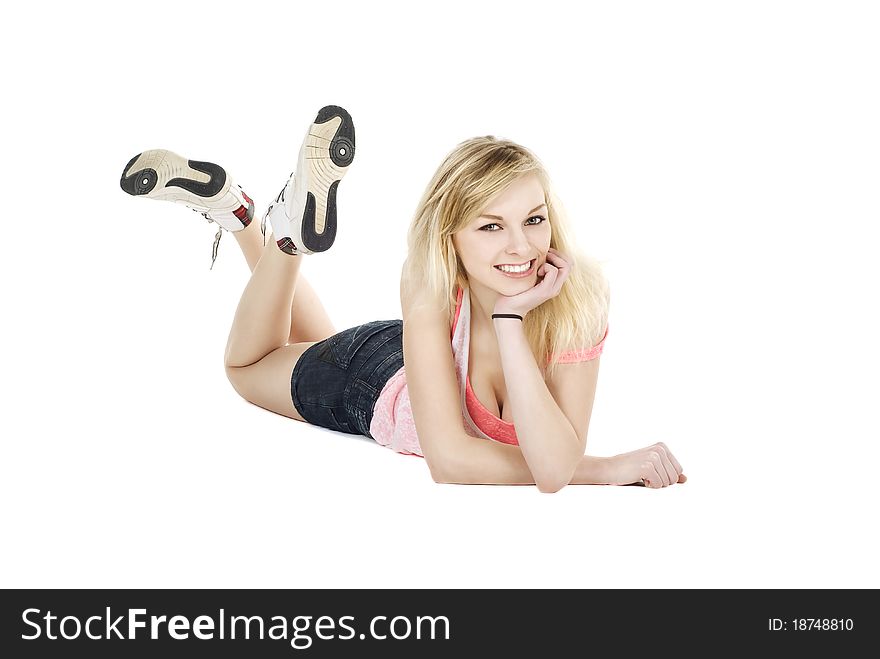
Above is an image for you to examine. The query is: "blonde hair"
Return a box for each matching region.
[403,136,610,379]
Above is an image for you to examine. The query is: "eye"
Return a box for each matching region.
[479,216,547,231]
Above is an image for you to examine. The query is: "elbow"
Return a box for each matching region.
[533,455,580,494]
[423,438,474,484]
[425,452,454,484]
[535,476,568,494]
[429,465,450,484]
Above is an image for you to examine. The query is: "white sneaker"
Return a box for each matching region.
[263,105,355,255]
[120,149,254,231]
[120,149,255,267]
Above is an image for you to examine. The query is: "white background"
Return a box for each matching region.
[1,0,878,589]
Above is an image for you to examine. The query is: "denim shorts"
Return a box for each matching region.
[290,319,404,439]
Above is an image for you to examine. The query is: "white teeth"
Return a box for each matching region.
[497,261,531,273]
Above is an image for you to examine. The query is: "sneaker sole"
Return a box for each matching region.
[284,105,355,254]
[120,149,253,229]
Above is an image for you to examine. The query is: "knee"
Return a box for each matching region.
[225,365,251,402]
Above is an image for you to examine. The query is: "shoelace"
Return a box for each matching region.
[188,208,223,269]
[192,185,265,269]
[211,225,223,269]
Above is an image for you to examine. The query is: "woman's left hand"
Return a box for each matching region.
[493,247,572,318]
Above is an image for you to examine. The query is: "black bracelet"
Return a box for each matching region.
[492,313,523,321]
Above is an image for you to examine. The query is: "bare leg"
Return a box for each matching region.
[224,237,318,421]
[232,218,336,344]
[224,237,302,368]
[223,103,354,422]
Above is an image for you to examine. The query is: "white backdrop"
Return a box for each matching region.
[2,0,878,588]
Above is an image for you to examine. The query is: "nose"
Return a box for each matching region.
[504,225,531,256]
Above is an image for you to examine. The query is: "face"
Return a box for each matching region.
[452,173,552,295]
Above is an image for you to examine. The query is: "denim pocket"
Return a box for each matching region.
[326,321,390,370]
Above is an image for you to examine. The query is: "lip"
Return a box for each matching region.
[494,259,536,278]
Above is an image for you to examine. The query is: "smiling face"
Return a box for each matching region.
[452,173,552,296]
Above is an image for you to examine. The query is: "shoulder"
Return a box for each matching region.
[401,259,444,314]
[400,260,462,329]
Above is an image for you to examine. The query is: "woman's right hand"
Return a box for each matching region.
[607,442,686,488]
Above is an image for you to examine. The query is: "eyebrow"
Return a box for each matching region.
[478,203,547,222]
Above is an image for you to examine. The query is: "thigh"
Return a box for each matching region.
[288,273,337,344]
[226,342,318,421]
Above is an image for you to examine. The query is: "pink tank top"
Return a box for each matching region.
[368,286,608,456]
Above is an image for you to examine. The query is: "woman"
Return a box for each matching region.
[120,104,686,492]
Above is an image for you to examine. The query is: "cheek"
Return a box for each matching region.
[453,245,484,276]
[539,225,552,248]
[457,239,489,265]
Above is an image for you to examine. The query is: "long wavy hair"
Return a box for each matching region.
[403,136,611,379]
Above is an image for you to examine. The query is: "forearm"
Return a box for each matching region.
[493,318,582,486]
[433,436,611,486]
[431,434,538,485]
[570,454,613,485]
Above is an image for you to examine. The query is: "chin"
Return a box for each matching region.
[488,280,532,298]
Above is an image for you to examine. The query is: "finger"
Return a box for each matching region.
[541,271,558,293]
[649,452,670,487]
[643,462,662,489]
[551,272,567,297]
[656,442,683,475]
[641,462,663,489]
[553,262,570,293]
[545,250,570,270]
[656,447,678,486]
[677,474,687,484]
[539,263,558,283]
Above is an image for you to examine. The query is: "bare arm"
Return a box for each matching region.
[433,436,613,486]
[493,318,584,491]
